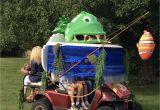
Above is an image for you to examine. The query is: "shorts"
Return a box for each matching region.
[24,75,32,85]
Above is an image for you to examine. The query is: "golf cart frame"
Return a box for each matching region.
[25,43,142,110]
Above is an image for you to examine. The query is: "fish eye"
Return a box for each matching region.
[83,16,91,22]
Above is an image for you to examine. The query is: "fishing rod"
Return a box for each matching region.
[106,12,149,42]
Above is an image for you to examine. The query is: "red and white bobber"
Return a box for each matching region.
[137,30,155,60]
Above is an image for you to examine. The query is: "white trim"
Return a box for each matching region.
[46,42,123,48]
[41,45,48,72]
[139,51,152,54]
[139,41,154,44]
[46,42,66,45]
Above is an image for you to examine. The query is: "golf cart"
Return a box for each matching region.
[30,43,141,110]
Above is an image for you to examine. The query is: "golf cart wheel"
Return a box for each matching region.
[97,106,114,110]
[128,102,143,110]
[31,98,52,110]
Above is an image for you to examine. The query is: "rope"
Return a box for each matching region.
[68,86,100,98]
[47,75,100,98]
[106,29,120,39]
[108,12,149,42]
[105,13,145,39]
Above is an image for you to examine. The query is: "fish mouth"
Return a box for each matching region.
[72,34,106,43]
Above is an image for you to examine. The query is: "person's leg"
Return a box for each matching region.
[25,88,34,101]
[69,84,76,105]
[23,75,31,95]
[24,75,34,101]
[23,86,28,96]
[75,81,83,109]
[78,81,88,109]
[83,83,90,106]
[68,83,77,110]
[76,82,83,106]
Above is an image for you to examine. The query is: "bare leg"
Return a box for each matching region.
[69,84,78,110]
[78,82,88,109]
[25,89,34,101]
[77,82,83,104]
[24,86,28,96]
[24,75,29,96]
[69,85,75,104]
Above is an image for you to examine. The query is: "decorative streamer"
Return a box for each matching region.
[53,44,64,75]
[95,48,106,88]
[58,49,64,72]
[17,89,24,110]
[41,71,47,91]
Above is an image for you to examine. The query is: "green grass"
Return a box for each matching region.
[0,58,159,110]
[131,85,159,110]
[0,58,31,110]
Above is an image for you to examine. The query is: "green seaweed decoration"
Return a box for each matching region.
[52,16,69,34]
[53,44,64,75]
[41,71,47,91]
[95,48,106,88]
[17,89,24,110]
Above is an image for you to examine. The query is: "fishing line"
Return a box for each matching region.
[108,12,149,42]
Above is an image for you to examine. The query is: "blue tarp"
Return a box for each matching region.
[47,45,125,78]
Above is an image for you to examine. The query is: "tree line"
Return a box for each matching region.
[1,0,159,84]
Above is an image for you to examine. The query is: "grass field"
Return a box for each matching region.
[0,58,159,110]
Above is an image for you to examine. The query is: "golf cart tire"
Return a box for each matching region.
[97,106,114,110]
[129,102,143,110]
[31,98,52,110]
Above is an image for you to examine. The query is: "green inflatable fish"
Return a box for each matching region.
[65,11,106,43]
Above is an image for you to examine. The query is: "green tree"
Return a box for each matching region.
[1,0,83,55]
[1,0,19,55]
[81,0,158,84]
[1,0,158,84]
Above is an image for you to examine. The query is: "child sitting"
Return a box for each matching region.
[21,63,31,76]
[75,81,90,110]
[59,75,89,110]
